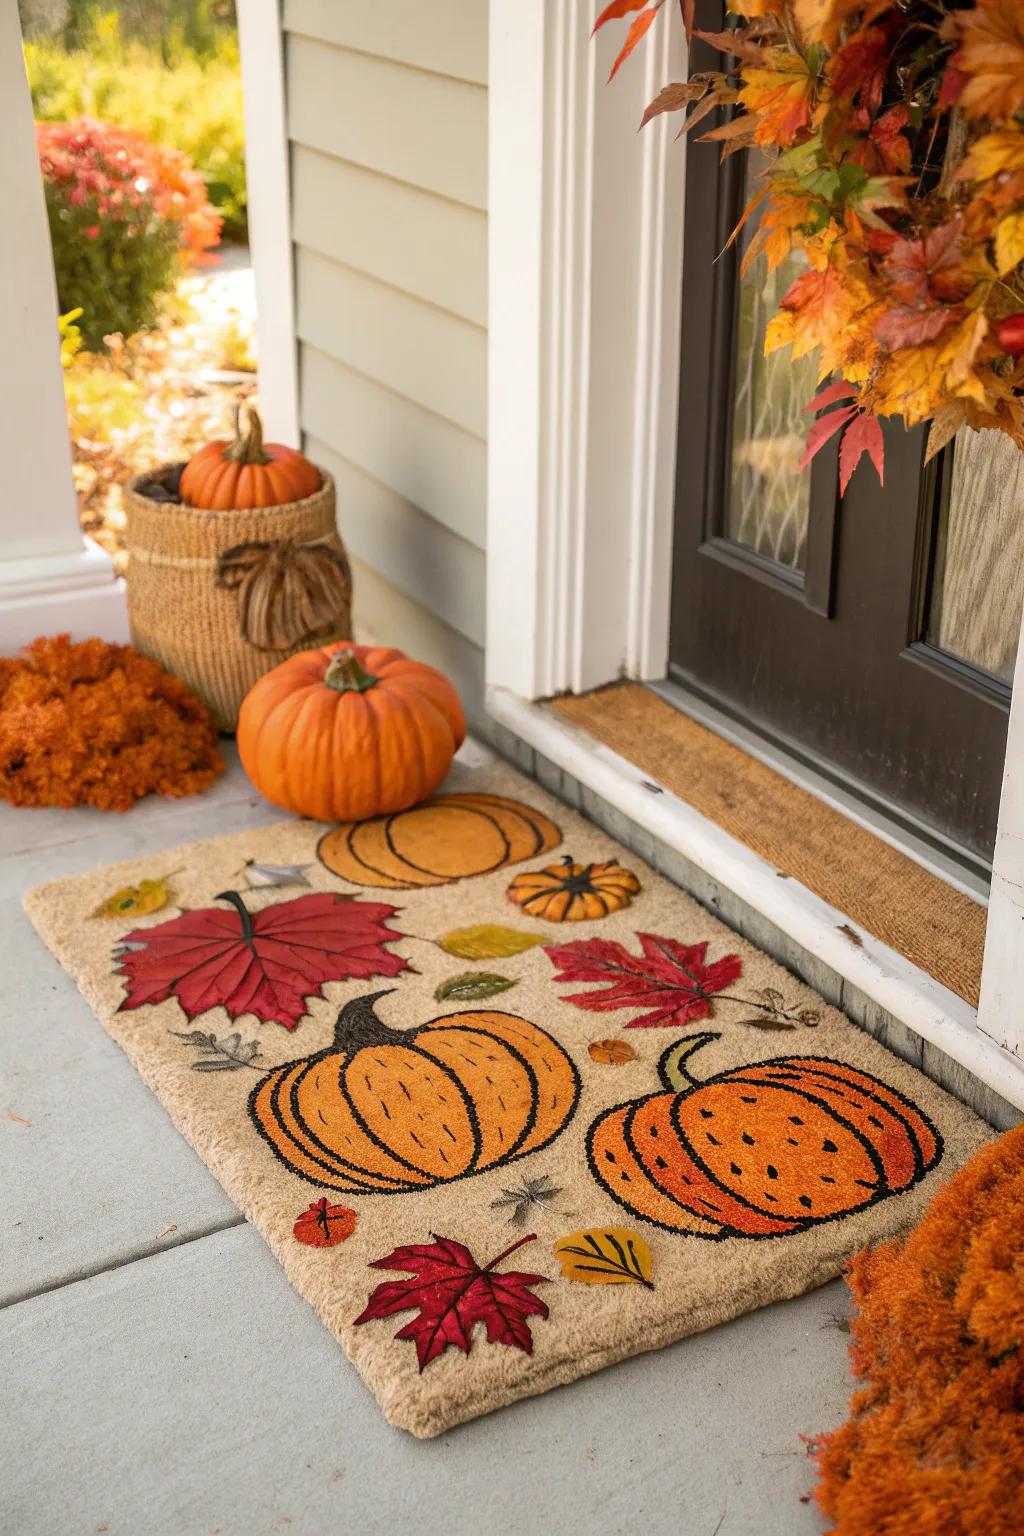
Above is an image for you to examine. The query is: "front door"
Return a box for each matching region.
[669,18,1024,871]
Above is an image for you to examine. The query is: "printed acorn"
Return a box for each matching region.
[996,313,1024,357]
[250,989,580,1192]
[587,1033,942,1239]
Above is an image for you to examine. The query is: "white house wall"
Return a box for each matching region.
[281,0,489,726]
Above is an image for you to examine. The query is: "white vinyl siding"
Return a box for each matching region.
[282,0,487,722]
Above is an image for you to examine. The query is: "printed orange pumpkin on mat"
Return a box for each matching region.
[318,792,561,890]
[586,1033,942,1239]
[250,990,580,1193]
[507,855,641,921]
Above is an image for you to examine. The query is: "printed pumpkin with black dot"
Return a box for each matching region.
[587,1033,942,1238]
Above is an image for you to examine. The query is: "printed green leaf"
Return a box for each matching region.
[436,925,546,961]
[434,972,517,1003]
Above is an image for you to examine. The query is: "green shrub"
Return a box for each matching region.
[24,6,247,242]
[39,118,219,347]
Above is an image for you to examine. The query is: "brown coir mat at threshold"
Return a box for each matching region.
[553,683,988,1007]
[24,762,991,1437]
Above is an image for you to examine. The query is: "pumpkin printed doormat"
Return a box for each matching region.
[23,763,991,1437]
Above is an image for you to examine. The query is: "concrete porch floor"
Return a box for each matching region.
[1,744,854,1536]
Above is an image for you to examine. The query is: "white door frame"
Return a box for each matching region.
[485,0,1024,1064]
[486,0,685,700]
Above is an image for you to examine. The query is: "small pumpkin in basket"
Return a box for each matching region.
[587,1033,942,1239]
[507,855,640,921]
[237,642,465,821]
[180,403,321,509]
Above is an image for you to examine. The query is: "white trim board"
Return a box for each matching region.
[489,686,1024,1114]
[237,0,300,447]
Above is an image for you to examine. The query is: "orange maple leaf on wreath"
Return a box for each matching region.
[955,0,1024,125]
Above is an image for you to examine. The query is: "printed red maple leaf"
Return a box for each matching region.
[544,931,742,1029]
[115,889,409,1031]
[354,1233,549,1372]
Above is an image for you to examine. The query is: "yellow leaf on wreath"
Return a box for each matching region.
[995,212,1024,276]
[436,925,546,961]
[958,129,1024,184]
[91,869,183,920]
[554,1228,654,1289]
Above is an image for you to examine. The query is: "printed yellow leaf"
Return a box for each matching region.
[436,925,547,961]
[995,212,1024,277]
[91,868,184,920]
[554,1228,654,1289]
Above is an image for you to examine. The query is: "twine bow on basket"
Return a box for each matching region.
[215,538,352,652]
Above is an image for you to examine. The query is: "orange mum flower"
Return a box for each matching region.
[0,635,224,811]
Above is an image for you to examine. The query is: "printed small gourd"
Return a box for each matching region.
[318,791,561,889]
[250,990,581,1192]
[238,644,466,822]
[180,403,321,510]
[507,855,640,921]
[587,1033,941,1238]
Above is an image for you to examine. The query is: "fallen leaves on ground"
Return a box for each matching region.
[67,266,257,568]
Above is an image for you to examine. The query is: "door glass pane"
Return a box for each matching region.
[726,155,819,570]
[928,428,1024,684]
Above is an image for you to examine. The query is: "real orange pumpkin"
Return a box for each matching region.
[237,643,466,821]
[180,403,321,510]
[587,1033,942,1238]
[249,990,581,1192]
[318,791,561,889]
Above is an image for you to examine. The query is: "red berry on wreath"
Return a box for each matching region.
[996,314,1024,357]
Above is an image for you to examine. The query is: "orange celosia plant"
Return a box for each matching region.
[0,635,224,811]
[599,0,1024,489]
[810,1123,1024,1534]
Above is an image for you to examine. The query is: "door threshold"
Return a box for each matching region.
[652,678,990,900]
[486,683,1024,1125]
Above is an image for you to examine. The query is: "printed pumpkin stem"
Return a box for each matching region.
[659,1032,722,1092]
[332,989,405,1049]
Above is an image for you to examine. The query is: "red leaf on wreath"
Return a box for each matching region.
[544,932,742,1029]
[293,1197,357,1248]
[837,412,885,495]
[115,889,409,1030]
[354,1233,549,1372]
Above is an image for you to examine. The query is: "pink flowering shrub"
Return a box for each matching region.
[37,117,222,349]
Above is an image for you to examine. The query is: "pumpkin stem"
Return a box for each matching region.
[658,1032,719,1092]
[223,402,271,466]
[333,990,404,1049]
[323,647,379,694]
[215,889,255,949]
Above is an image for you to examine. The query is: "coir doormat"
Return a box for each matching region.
[24,763,991,1437]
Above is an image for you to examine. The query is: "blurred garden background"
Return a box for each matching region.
[19,0,258,566]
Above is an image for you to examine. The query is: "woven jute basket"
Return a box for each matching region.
[124,464,352,731]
